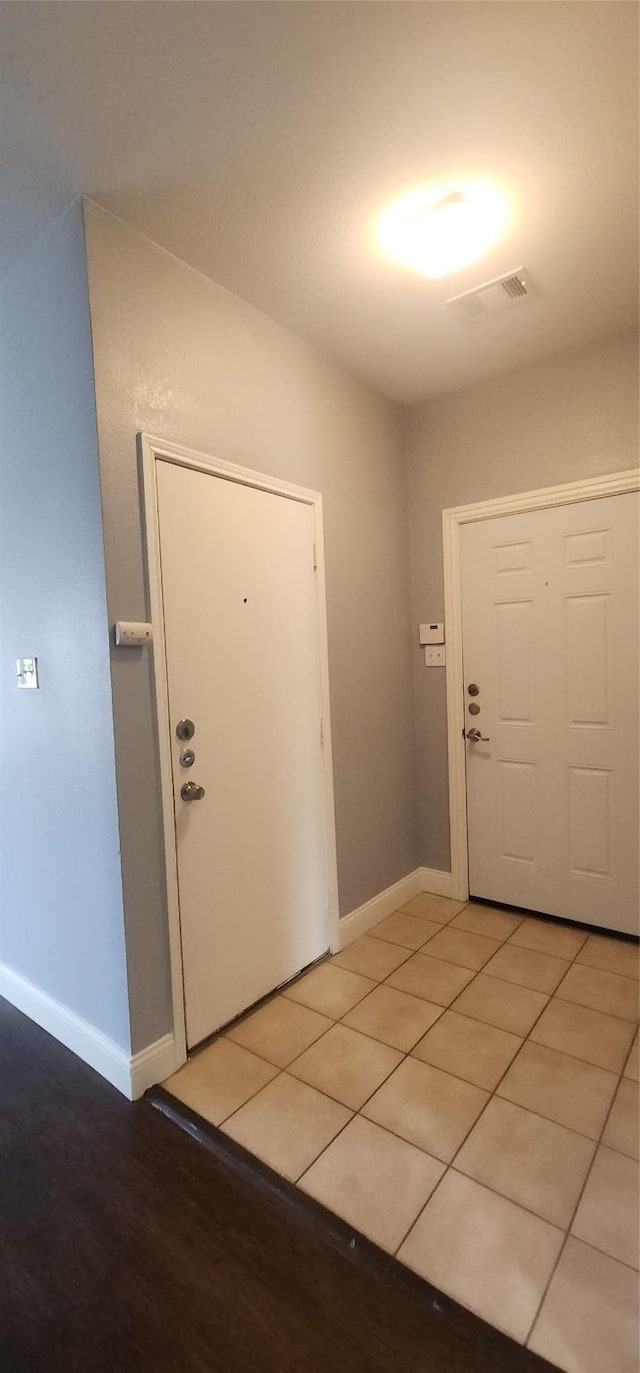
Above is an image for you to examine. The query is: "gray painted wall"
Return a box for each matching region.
[0,200,130,1050]
[405,331,640,870]
[83,201,417,1053]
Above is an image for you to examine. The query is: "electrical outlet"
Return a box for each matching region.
[425,645,446,667]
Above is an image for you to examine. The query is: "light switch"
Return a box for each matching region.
[16,657,39,689]
[425,645,446,667]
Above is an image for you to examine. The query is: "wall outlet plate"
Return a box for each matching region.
[425,645,446,667]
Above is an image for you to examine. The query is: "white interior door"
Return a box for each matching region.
[156,460,332,1047]
[461,492,639,935]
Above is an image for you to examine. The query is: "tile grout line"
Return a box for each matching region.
[218,1008,380,1131]
[392,929,638,1330]
[224,1013,337,1074]
[288,900,495,1187]
[177,908,634,1128]
[164,900,638,1347]
[408,956,583,1244]
[217,907,632,1150]
[294,1023,445,1186]
[391,972,558,1269]
[203,901,470,1137]
[216,1066,288,1132]
[523,1005,637,1347]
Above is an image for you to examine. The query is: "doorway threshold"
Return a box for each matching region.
[146,1083,555,1373]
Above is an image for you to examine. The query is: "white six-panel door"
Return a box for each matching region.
[461,493,639,934]
[156,460,332,1047]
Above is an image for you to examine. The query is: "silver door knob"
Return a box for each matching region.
[467,727,490,742]
[181,781,205,801]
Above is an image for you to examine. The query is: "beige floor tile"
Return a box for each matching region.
[575,933,640,981]
[530,997,636,1074]
[369,910,442,950]
[450,904,523,941]
[398,1171,563,1344]
[602,1079,639,1160]
[455,1097,596,1227]
[556,963,640,1023]
[299,1116,445,1254]
[163,1038,278,1125]
[411,1010,522,1090]
[226,995,331,1068]
[283,962,375,1019]
[624,1030,639,1081]
[288,1023,402,1109]
[451,973,548,1036]
[497,1042,619,1140]
[386,952,474,1006]
[483,944,570,994]
[331,935,410,982]
[398,893,466,924]
[342,984,443,1051]
[529,1237,640,1373]
[221,1072,351,1181]
[419,925,501,972]
[572,1145,639,1269]
[362,1056,488,1162]
[508,916,588,961]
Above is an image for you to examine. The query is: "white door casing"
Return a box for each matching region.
[141,436,338,1058]
[456,486,639,934]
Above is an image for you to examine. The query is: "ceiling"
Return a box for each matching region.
[1,1,638,403]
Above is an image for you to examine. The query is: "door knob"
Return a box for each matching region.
[466,727,490,743]
[181,781,205,801]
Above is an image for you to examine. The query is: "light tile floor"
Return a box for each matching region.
[164,896,640,1373]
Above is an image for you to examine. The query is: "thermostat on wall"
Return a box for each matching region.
[419,622,444,646]
[115,621,153,647]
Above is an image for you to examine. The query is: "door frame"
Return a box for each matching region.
[139,433,340,1068]
[442,467,640,904]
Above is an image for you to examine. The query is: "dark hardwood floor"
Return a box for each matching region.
[0,997,557,1372]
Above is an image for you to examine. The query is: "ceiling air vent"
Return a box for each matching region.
[447,268,534,323]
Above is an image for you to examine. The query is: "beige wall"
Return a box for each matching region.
[83,200,417,1052]
[405,331,639,870]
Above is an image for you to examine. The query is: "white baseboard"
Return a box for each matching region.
[337,866,467,949]
[0,959,132,1095]
[130,1032,178,1099]
[417,865,467,901]
[0,960,177,1101]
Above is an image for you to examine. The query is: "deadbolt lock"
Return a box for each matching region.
[176,718,195,741]
[468,702,481,715]
[180,748,196,767]
[467,683,480,696]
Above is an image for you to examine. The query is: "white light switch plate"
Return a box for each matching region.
[16,657,39,688]
[425,645,446,667]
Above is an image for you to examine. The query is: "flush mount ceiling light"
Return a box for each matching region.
[376,181,511,280]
